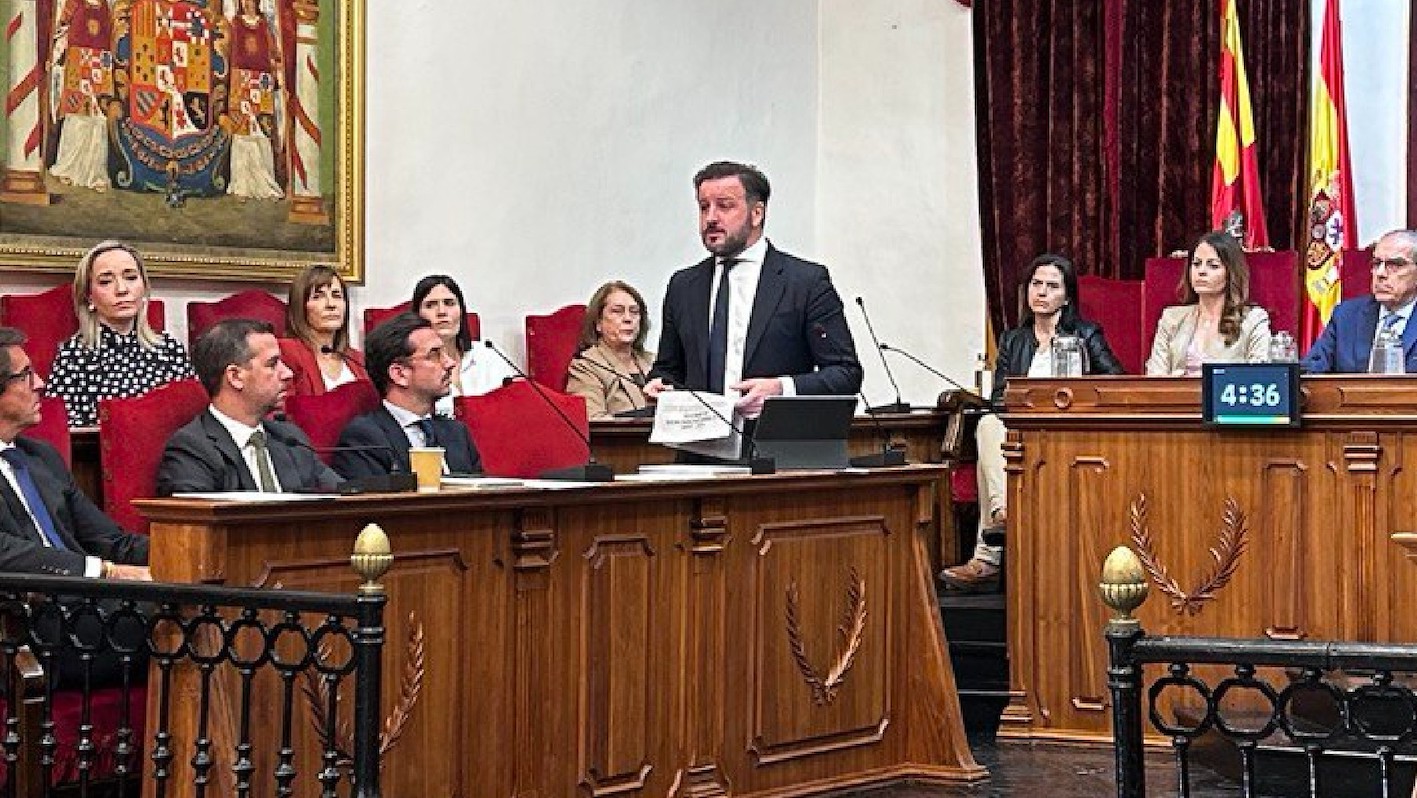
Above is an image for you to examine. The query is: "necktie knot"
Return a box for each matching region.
[0,448,25,472]
[415,418,438,447]
[248,429,267,451]
[1384,313,1402,329]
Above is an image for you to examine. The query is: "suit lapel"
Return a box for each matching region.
[202,412,256,491]
[374,409,413,469]
[686,258,714,387]
[742,246,787,371]
[18,443,82,550]
[262,424,305,491]
[0,467,41,543]
[1356,299,1381,368]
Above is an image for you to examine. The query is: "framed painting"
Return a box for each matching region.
[0,0,364,283]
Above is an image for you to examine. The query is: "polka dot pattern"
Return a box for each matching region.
[48,327,197,427]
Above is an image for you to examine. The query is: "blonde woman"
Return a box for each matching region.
[48,241,194,426]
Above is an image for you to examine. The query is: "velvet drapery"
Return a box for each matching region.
[975,1,1310,332]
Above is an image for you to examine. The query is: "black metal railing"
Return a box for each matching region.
[0,572,385,798]
[1101,548,1417,798]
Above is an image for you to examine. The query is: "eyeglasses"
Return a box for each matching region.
[398,346,447,366]
[1371,257,1414,274]
[1,366,36,386]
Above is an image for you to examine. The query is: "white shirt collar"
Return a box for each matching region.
[208,404,262,446]
[1382,298,1417,322]
[719,236,768,269]
[383,400,430,429]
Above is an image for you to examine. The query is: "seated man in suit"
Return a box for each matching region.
[157,318,341,494]
[334,313,480,478]
[0,327,150,579]
[644,161,862,417]
[1304,229,1417,373]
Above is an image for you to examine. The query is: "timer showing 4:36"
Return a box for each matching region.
[1218,382,1282,407]
[1202,363,1300,427]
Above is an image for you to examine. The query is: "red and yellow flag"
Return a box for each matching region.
[1301,0,1356,344]
[1210,0,1269,249]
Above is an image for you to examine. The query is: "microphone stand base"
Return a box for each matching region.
[748,456,776,475]
[849,448,908,469]
[868,401,912,415]
[539,462,616,482]
[335,473,419,494]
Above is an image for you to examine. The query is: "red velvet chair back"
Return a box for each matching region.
[1144,251,1301,357]
[454,380,590,478]
[282,380,381,464]
[0,286,75,380]
[1340,247,1373,300]
[363,302,481,340]
[525,304,586,391]
[1076,275,1143,374]
[187,291,287,349]
[98,379,208,532]
[19,397,72,467]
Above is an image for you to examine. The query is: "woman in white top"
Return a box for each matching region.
[412,275,514,416]
[1146,231,1272,376]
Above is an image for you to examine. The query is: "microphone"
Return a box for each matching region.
[854,297,911,414]
[660,381,775,474]
[811,324,905,469]
[482,342,614,481]
[571,353,652,416]
[878,342,976,394]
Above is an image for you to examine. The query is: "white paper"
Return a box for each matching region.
[171,491,340,502]
[650,391,743,460]
[439,477,525,489]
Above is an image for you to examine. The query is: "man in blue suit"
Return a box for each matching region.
[334,313,480,479]
[1304,229,1417,374]
[645,161,862,418]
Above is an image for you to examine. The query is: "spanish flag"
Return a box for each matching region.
[1301,0,1356,343]
[1210,0,1269,249]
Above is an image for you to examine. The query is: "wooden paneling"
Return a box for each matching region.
[1000,375,1417,743]
[139,467,984,798]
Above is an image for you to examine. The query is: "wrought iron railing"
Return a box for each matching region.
[1101,546,1417,798]
[0,524,392,798]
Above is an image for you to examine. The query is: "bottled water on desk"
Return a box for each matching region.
[1369,327,1405,374]
[1267,331,1298,363]
[1051,335,1084,377]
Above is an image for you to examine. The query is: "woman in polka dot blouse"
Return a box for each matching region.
[48,241,196,427]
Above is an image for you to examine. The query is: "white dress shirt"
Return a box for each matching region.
[208,405,282,492]
[705,237,796,396]
[0,440,101,576]
[1374,299,1416,344]
[434,344,516,417]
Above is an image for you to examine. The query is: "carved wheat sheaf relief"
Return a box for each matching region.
[304,611,425,769]
[785,568,867,706]
[1129,493,1249,616]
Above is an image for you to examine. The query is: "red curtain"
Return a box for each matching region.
[975,1,1310,331]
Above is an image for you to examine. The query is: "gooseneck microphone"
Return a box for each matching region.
[268,427,417,494]
[811,324,906,469]
[663,382,775,474]
[482,342,615,481]
[854,297,911,414]
[878,342,975,394]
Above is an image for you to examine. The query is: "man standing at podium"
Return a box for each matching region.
[1304,229,1417,373]
[645,161,862,418]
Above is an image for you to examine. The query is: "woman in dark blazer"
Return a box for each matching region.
[943,254,1124,592]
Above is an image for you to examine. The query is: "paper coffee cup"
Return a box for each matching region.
[409,447,445,493]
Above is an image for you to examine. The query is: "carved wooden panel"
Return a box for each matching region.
[747,516,890,763]
[1261,460,1308,639]
[1066,457,1110,714]
[579,537,657,795]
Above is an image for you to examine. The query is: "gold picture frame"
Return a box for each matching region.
[0,0,364,283]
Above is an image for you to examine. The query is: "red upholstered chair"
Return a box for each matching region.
[283,379,381,464]
[525,304,586,391]
[1340,247,1373,300]
[0,286,75,380]
[97,379,208,533]
[454,380,590,478]
[19,397,72,468]
[363,302,481,340]
[186,291,287,348]
[1077,275,1143,374]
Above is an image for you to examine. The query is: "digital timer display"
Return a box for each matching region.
[1201,363,1301,427]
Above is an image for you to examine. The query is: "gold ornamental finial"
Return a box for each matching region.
[351,523,392,594]
[1099,546,1148,631]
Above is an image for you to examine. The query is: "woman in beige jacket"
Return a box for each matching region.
[565,281,655,419]
[1146,231,1273,376]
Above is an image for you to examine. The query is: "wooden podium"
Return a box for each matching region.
[139,466,983,797]
[1000,375,1417,743]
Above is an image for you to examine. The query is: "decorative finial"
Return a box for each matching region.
[351,523,392,594]
[1099,546,1148,631]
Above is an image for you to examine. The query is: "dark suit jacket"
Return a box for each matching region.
[649,245,863,395]
[1301,295,1417,374]
[155,410,342,495]
[0,438,148,575]
[332,408,480,479]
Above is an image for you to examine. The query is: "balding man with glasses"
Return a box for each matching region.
[1303,229,1417,373]
[0,327,150,579]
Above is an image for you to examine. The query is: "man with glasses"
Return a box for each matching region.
[0,327,151,578]
[157,319,341,494]
[333,313,480,478]
[1303,229,1417,373]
